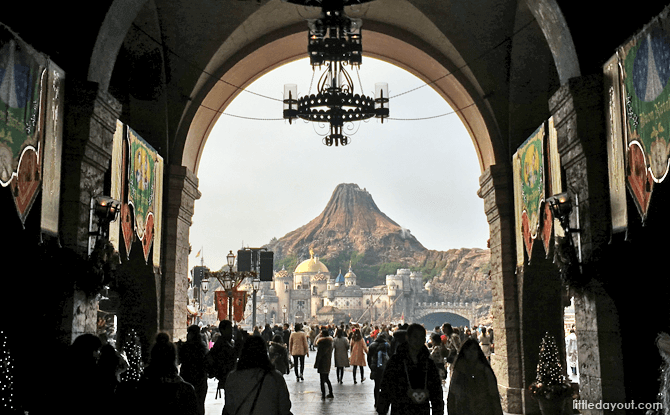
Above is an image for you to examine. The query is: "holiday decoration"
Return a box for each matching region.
[120,330,143,383]
[0,331,15,413]
[529,332,573,413]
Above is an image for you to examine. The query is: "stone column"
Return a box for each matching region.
[162,165,200,341]
[478,164,523,413]
[60,80,122,344]
[549,75,625,415]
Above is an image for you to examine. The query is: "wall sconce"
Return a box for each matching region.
[88,195,121,255]
[547,191,583,277]
[546,192,580,234]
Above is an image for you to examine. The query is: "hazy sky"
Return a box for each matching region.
[189,57,489,272]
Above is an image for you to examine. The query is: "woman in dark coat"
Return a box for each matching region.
[377,324,444,415]
[447,338,503,415]
[179,325,209,415]
[132,333,198,415]
[314,328,334,400]
[269,334,291,375]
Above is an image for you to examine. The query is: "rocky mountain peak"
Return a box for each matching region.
[266,183,425,263]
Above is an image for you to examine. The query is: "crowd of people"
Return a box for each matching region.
[63,319,503,415]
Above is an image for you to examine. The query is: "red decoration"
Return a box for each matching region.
[626,142,653,222]
[10,148,41,225]
[215,291,228,321]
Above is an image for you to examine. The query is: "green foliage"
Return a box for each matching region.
[276,255,298,272]
[377,262,407,278]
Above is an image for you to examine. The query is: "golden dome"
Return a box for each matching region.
[294,249,330,274]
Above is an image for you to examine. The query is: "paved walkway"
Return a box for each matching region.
[202,353,534,415]
[204,352,449,415]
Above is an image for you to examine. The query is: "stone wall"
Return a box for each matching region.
[479,164,523,414]
[549,75,626,415]
[163,165,200,341]
[61,81,122,343]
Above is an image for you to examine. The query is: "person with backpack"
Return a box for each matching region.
[368,332,390,408]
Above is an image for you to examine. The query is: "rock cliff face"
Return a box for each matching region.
[264,183,491,304]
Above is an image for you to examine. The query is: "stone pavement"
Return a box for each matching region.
[202,353,524,415]
[203,352,450,415]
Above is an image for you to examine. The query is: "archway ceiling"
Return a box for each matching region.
[144,0,545,173]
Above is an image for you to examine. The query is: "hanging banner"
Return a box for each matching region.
[233,290,247,323]
[513,124,546,263]
[40,61,64,236]
[127,127,160,262]
[0,35,48,225]
[604,54,629,233]
[215,291,228,321]
[619,13,670,220]
[214,289,247,322]
[152,153,163,269]
[110,120,124,253]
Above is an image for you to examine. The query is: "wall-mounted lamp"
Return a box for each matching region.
[547,192,583,278]
[546,192,580,234]
[88,195,121,255]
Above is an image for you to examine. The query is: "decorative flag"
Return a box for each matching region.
[604,55,629,234]
[39,61,65,236]
[110,120,125,253]
[0,36,47,225]
[513,124,546,264]
[233,290,247,323]
[127,127,162,263]
[215,291,228,321]
[619,16,670,221]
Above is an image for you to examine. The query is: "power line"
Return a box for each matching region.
[129,13,536,109]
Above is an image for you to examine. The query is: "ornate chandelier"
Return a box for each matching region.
[283,0,388,146]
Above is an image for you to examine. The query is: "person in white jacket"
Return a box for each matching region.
[224,336,293,415]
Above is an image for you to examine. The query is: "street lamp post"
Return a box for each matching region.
[252,276,260,329]
[222,251,236,320]
[264,305,268,325]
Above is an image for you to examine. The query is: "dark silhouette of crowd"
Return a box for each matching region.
[60,319,501,415]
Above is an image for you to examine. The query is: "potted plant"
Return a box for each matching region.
[529,332,573,415]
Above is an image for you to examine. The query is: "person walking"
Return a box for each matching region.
[566,328,578,376]
[478,326,492,363]
[333,328,350,384]
[447,338,503,415]
[376,324,444,415]
[205,320,238,398]
[429,332,449,382]
[350,329,368,384]
[262,324,274,342]
[179,325,209,415]
[223,335,292,415]
[314,327,335,400]
[368,332,390,409]
[133,333,199,415]
[288,322,309,382]
[269,334,291,376]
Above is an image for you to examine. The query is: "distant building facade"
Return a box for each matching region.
[258,249,431,325]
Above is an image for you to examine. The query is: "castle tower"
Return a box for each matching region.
[344,262,357,286]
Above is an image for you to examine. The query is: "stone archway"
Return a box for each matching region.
[418,312,470,329]
[83,2,582,413]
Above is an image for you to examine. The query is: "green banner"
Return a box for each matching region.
[0,38,43,186]
[622,21,670,182]
[127,127,157,241]
[518,125,545,240]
